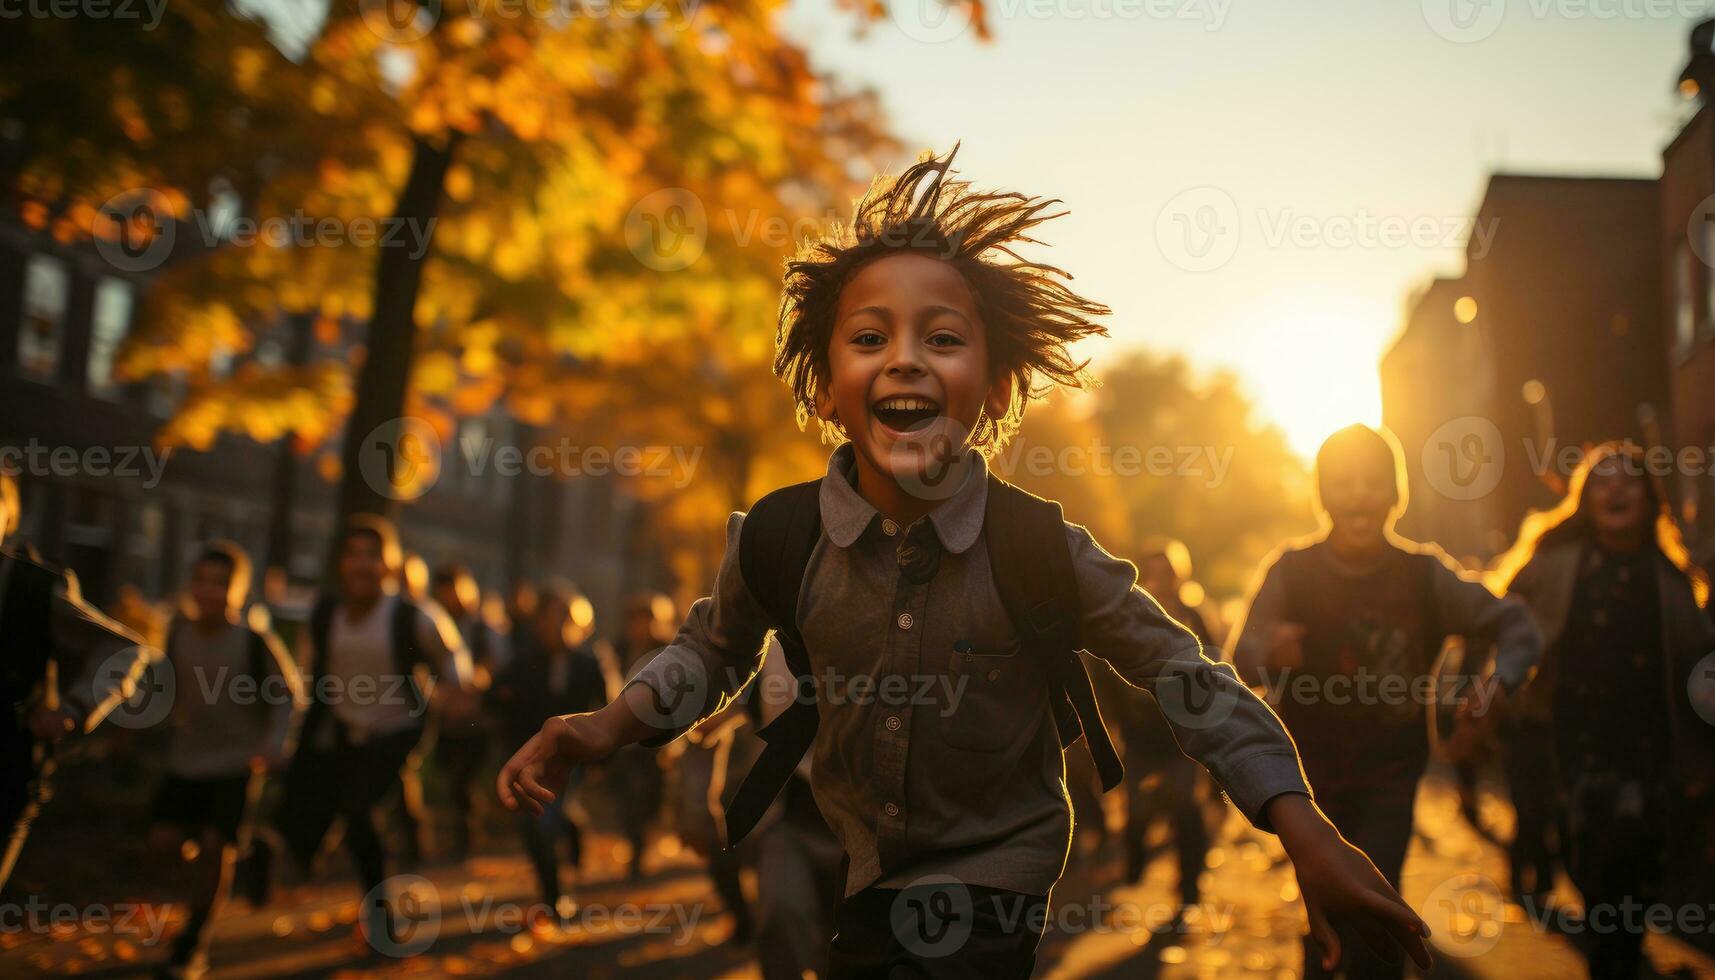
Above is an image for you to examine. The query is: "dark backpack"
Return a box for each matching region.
[720,474,1124,847]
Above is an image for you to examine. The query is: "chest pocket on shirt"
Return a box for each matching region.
[941,638,1032,754]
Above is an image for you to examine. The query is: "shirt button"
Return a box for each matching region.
[897,612,914,630]
[885,715,902,732]
[882,519,900,536]
[987,669,1001,681]
[884,802,900,817]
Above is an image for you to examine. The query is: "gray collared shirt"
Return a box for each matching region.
[629,444,1310,897]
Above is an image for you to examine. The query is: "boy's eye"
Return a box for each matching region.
[853,331,886,347]
[928,332,965,348]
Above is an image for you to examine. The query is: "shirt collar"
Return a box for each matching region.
[818,442,990,554]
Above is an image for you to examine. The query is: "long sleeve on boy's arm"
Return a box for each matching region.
[1424,548,1541,692]
[624,512,773,747]
[1227,556,1288,686]
[1068,525,1310,829]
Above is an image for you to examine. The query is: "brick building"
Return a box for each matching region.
[1381,175,1666,559]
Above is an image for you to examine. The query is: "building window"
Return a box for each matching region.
[209,343,234,380]
[18,254,68,380]
[458,418,487,497]
[1676,245,1697,357]
[87,278,133,398]
[149,372,185,418]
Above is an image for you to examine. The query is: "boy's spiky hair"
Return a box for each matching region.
[775,145,1111,454]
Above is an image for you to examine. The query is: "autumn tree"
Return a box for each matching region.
[1083,351,1315,600]
[1,0,902,582]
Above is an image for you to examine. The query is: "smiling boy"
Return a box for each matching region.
[500,150,1434,977]
[1231,424,1541,980]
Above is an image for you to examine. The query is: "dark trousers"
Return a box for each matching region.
[1302,781,1419,980]
[520,771,582,905]
[1564,770,1663,980]
[1123,753,1209,905]
[829,881,1048,980]
[0,719,45,895]
[274,724,421,896]
[755,805,843,980]
[437,731,489,858]
[1501,720,1560,901]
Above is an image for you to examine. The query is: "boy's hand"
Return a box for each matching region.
[1268,793,1432,974]
[1267,623,1307,670]
[497,712,620,816]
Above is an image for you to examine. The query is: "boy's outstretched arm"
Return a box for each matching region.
[498,682,665,814]
[1065,524,1431,971]
[1424,545,1542,699]
[1225,555,1303,684]
[498,511,772,814]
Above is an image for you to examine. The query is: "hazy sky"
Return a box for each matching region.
[780,0,1697,455]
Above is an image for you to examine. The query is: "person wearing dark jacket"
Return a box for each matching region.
[1230,426,1541,980]
[0,472,156,894]
[1497,443,1715,980]
[488,584,605,920]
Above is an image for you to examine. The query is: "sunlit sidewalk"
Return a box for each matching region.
[1040,777,1715,979]
[4,780,1713,978]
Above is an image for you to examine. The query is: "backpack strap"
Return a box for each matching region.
[307,595,337,679]
[722,479,823,847]
[985,476,1125,793]
[297,595,339,742]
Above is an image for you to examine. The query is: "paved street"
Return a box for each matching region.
[3,776,1712,978]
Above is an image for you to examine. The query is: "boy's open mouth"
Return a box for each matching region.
[872,395,942,434]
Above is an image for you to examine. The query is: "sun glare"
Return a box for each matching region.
[1229,298,1387,460]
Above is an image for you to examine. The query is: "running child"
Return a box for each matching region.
[501,151,1436,977]
[1230,423,1542,979]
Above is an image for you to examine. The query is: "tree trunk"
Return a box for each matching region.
[327,133,459,576]
[264,309,315,579]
